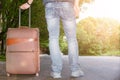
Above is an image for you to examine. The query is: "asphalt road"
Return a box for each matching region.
[0,55,120,80]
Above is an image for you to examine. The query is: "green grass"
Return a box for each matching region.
[0,55,6,61]
[0,50,119,62]
[101,50,120,56]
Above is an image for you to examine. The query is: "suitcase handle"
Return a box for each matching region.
[19,7,31,28]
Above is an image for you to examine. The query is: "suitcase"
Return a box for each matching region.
[6,7,40,76]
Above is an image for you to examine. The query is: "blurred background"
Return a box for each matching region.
[0,0,120,61]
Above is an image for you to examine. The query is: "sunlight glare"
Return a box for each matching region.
[78,0,120,22]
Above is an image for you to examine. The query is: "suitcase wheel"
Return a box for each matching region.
[36,73,39,76]
[7,73,10,77]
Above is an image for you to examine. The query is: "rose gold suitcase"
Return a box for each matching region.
[6,8,40,76]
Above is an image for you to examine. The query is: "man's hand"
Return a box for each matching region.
[74,4,80,18]
[74,0,80,18]
[20,3,30,10]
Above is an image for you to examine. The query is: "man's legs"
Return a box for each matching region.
[45,3,62,78]
[62,19,79,71]
[61,2,84,77]
[62,20,84,77]
[47,18,62,78]
[45,2,84,78]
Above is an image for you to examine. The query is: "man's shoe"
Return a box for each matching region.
[51,72,62,78]
[71,69,84,77]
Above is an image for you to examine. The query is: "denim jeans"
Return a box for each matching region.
[45,2,80,73]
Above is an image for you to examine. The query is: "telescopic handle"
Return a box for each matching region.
[19,7,31,28]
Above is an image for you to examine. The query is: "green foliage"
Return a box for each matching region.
[0,0,22,54]
[59,35,68,55]
[101,50,120,56]
[59,22,68,54]
[79,0,94,6]
[0,54,6,61]
[1,0,119,56]
[30,0,49,53]
[0,0,48,54]
[77,17,120,56]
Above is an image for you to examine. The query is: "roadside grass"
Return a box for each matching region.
[0,50,119,62]
[0,55,6,61]
[101,50,120,56]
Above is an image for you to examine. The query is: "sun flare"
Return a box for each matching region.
[79,0,120,22]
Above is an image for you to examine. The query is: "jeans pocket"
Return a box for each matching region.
[61,5,75,20]
[45,7,55,19]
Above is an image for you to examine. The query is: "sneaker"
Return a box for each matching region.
[51,72,62,78]
[71,69,84,77]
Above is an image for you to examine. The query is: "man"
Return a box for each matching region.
[20,0,84,78]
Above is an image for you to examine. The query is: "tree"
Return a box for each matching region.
[0,0,21,54]
[77,17,120,56]
[0,0,94,55]
[0,0,48,54]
